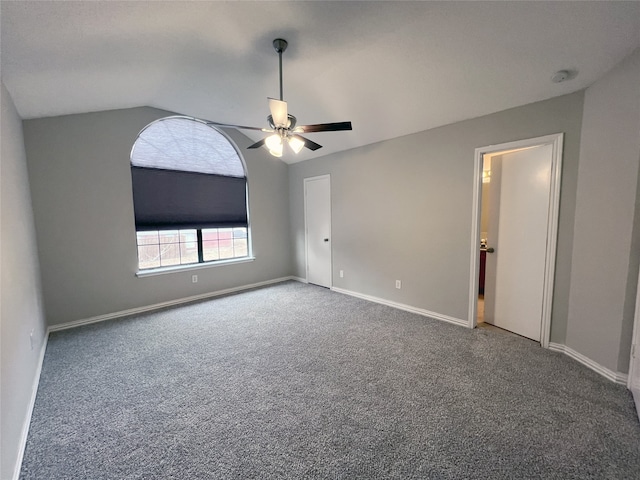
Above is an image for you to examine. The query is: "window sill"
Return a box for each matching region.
[136,256,255,278]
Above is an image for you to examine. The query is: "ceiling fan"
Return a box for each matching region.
[206,38,352,158]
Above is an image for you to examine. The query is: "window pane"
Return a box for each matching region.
[158,230,180,244]
[180,241,199,264]
[217,227,232,259]
[233,238,248,257]
[159,243,180,266]
[138,244,161,269]
[180,230,197,243]
[218,228,232,241]
[203,240,219,261]
[137,231,159,246]
[219,242,234,259]
[202,229,219,241]
[233,227,247,239]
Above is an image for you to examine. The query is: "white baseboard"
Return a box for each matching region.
[13,332,49,480]
[49,276,296,332]
[548,342,628,385]
[331,286,468,327]
[290,276,308,284]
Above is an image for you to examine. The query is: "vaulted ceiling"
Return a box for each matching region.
[2,1,639,162]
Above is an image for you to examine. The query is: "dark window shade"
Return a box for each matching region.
[131,166,247,230]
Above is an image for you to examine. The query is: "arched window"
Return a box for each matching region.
[130,116,250,270]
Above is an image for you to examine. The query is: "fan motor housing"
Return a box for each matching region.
[273,38,288,53]
[268,113,296,130]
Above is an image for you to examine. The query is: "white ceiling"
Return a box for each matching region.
[2,1,639,163]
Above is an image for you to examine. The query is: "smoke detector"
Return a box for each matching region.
[551,69,578,83]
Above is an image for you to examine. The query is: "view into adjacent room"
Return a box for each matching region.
[478,156,491,325]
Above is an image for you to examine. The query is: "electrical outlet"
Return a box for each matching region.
[192,274,198,283]
[396,280,402,289]
[339,270,344,278]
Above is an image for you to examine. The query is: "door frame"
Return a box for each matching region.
[304,174,332,286]
[468,133,564,348]
[627,265,640,418]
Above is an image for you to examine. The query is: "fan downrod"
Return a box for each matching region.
[272,38,288,101]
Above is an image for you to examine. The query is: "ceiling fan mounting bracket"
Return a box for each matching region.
[273,38,288,54]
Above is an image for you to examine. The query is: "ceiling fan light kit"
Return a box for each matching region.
[265,133,284,157]
[205,38,352,158]
[287,136,305,154]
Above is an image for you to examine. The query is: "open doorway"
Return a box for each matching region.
[476,158,491,326]
[469,134,564,347]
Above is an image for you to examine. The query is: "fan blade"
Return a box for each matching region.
[205,121,270,132]
[296,121,352,133]
[292,134,322,151]
[268,98,288,127]
[247,138,267,149]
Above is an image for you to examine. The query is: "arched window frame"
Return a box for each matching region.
[130,116,253,275]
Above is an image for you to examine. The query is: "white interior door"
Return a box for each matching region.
[305,175,332,288]
[483,145,552,341]
[629,267,640,421]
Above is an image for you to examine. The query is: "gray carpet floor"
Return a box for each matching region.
[20,281,640,479]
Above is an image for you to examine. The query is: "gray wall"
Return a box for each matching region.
[289,92,585,343]
[567,49,640,373]
[1,83,47,480]
[23,107,291,326]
